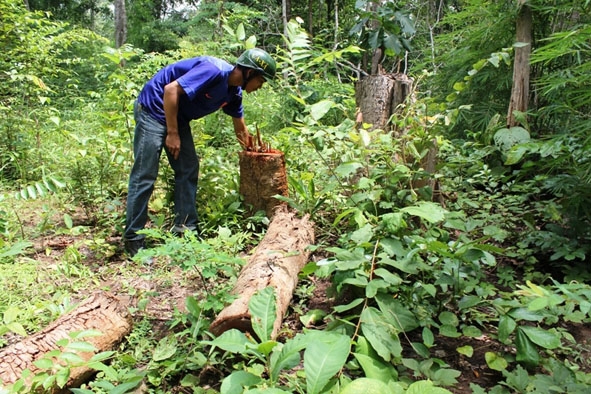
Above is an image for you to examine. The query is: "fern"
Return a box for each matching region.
[14,173,66,200]
[277,17,313,90]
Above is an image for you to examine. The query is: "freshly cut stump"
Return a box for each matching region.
[239,149,288,218]
[0,291,132,392]
[210,207,314,339]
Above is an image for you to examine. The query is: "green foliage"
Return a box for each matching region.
[350,0,416,60]
[207,287,352,394]
[419,0,515,137]
[2,1,591,393]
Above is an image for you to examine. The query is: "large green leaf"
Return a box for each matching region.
[220,371,261,394]
[326,246,368,270]
[309,100,334,121]
[493,126,530,152]
[485,352,508,371]
[334,161,364,178]
[400,202,447,224]
[360,307,402,361]
[352,353,398,383]
[520,326,561,349]
[206,329,250,353]
[515,327,540,368]
[108,377,144,394]
[375,293,419,332]
[269,334,309,382]
[406,380,454,394]
[303,331,351,394]
[152,336,177,361]
[340,378,399,394]
[249,287,276,343]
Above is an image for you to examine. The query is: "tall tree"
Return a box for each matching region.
[114,0,126,47]
[507,0,532,127]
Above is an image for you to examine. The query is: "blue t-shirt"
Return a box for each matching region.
[137,56,244,126]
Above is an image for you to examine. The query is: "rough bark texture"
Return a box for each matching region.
[114,0,127,48]
[209,207,315,339]
[355,73,413,132]
[0,291,132,392]
[239,150,288,218]
[507,0,532,127]
[355,72,440,199]
[413,138,439,192]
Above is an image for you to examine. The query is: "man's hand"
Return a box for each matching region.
[166,131,181,160]
[233,117,251,150]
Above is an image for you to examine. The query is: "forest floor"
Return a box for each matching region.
[6,204,591,393]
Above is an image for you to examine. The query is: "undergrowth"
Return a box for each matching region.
[1,10,591,394]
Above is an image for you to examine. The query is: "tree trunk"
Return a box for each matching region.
[239,150,288,219]
[282,0,291,38]
[307,0,313,36]
[209,207,314,339]
[355,73,413,132]
[114,0,127,48]
[0,291,132,392]
[507,0,532,127]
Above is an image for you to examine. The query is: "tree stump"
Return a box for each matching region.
[239,149,288,219]
[209,206,314,339]
[0,291,132,393]
[355,73,413,132]
[355,72,440,200]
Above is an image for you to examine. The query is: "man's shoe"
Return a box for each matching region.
[124,238,145,257]
[171,225,200,238]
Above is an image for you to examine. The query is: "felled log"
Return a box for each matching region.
[239,149,288,218]
[210,206,314,339]
[0,291,132,392]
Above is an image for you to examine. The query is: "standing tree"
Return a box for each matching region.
[114,0,126,48]
[507,0,532,127]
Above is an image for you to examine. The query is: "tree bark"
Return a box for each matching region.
[0,291,132,392]
[355,73,413,132]
[114,0,127,48]
[307,0,313,36]
[282,0,290,39]
[507,0,532,127]
[239,150,288,219]
[209,207,315,340]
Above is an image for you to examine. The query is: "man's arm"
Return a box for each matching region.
[232,117,252,149]
[163,80,185,160]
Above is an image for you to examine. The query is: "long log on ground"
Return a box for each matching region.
[0,291,132,392]
[210,206,314,339]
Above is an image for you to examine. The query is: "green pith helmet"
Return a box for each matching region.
[236,48,277,80]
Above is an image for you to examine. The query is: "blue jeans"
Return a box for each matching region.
[124,101,200,241]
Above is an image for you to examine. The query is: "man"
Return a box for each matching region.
[123,48,277,257]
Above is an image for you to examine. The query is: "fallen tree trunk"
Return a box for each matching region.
[210,206,314,339]
[0,291,132,393]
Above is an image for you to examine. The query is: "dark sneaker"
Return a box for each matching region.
[124,238,145,257]
[171,225,200,238]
